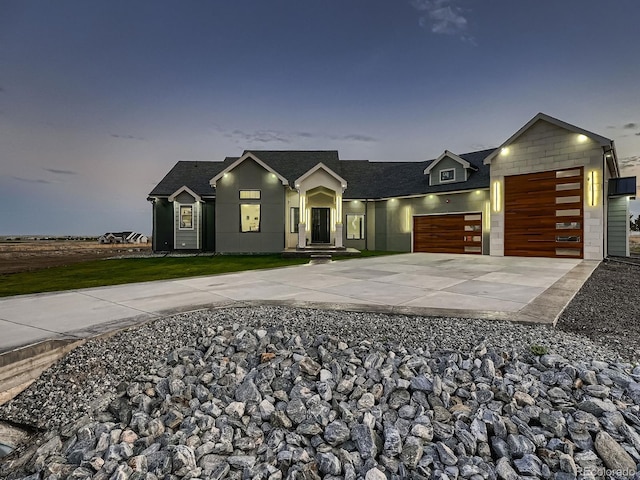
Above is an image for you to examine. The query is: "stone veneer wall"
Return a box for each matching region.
[489,120,606,260]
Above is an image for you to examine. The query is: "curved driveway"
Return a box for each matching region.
[0,253,598,353]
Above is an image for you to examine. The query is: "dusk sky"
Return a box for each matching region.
[2,0,639,235]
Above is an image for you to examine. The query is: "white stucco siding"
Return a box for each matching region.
[489,119,605,260]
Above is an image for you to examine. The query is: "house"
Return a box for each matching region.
[98,232,148,244]
[148,113,636,259]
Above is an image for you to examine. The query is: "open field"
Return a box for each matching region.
[630,234,640,254]
[0,240,151,275]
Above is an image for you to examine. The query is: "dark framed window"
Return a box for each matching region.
[179,205,193,229]
[346,214,365,240]
[240,204,261,232]
[290,207,299,233]
[440,168,455,182]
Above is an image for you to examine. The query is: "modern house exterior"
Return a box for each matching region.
[148,113,636,260]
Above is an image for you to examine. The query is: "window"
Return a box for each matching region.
[240,204,261,232]
[179,205,193,229]
[346,214,365,240]
[440,169,455,182]
[240,190,261,199]
[556,222,581,230]
[290,207,299,233]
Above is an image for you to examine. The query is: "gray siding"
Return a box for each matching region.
[374,202,387,251]
[366,201,376,251]
[343,200,366,250]
[430,157,467,186]
[607,197,630,256]
[153,199,174,251]
[375,190,490,253]
[215,159,286,253]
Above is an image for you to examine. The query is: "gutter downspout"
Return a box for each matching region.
[365,199,368,251]
[602,145,610,259]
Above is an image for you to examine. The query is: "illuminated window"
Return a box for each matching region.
[240,204,261,232]
[240,190,261,199]
[179,205,193,229]
[346,214,365,240]
[440,169,455,182]
[290,207,299,233]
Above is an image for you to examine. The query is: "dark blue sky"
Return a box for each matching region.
[1,0,639,235]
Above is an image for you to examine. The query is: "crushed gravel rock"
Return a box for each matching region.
[0,305,629,433]
[556,259,640,362]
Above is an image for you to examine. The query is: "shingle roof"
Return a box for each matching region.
[148,149,495,199]
[148,160,231,197]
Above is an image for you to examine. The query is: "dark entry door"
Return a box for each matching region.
[311,208,330,243]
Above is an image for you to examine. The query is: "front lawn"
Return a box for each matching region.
[0,251,400,297]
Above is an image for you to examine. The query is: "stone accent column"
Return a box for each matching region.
[298,223,306,249]
[297,190,306,249]
[335,223,344,248]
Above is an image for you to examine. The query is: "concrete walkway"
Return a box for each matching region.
[0,253,599,354]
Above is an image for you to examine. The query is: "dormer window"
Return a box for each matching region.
[440,169,455,182]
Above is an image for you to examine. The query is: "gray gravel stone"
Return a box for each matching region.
[2,305,640,480]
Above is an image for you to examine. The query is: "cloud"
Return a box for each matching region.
[620,156,640,165]
[623,123,637,129]
[11,176,51,184]
[0,86,4,93]
[44,168,77,175]
[111,134,145,141]
[224,128,377,145]
[227,129,292,144]
[635,132,640,136]
[412,0,470,36]
[337,134,377,142]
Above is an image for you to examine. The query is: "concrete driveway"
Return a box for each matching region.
[0,253,598,353]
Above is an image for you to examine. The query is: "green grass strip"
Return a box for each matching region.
[0,251,400,297]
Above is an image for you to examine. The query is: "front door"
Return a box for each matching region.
[311,208,330,244]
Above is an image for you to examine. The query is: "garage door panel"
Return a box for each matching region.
[414,213,482,254]
[505,167,583,258]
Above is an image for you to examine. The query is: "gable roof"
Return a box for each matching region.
[295,162,347,189]
[168,185,202,202]
[209,152,289,187]
[423,150,475,175]
[484,112,613,165]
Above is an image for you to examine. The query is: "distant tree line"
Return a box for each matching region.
[631,215,640,232]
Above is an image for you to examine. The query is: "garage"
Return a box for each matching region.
[413,213,482,254]
[504,167,583,258]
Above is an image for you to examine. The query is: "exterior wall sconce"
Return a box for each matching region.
[492,180,502,212]
[500,147,510,156]
[577,134,588,143]
[587,170,598,206]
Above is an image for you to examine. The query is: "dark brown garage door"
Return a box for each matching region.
[504,167,583,258]
[413,213,482,254]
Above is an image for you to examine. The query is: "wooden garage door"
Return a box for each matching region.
[504,167,583,258]
[413,213,482,254]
